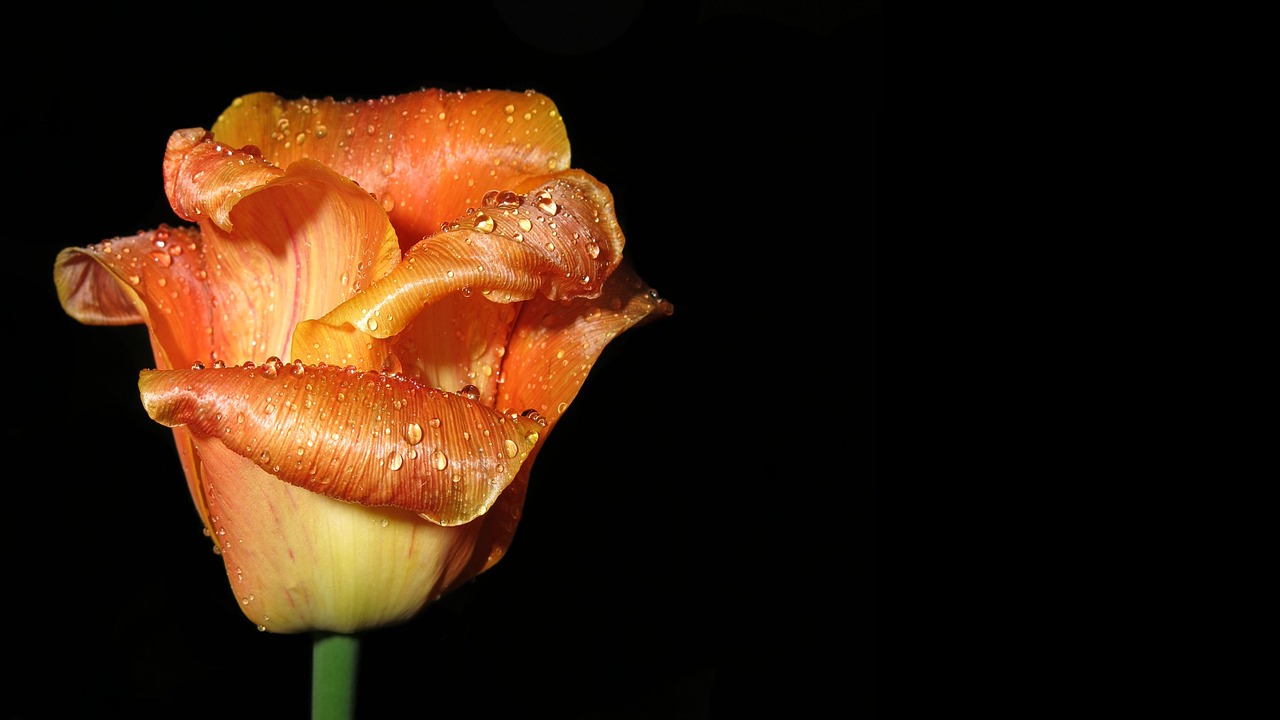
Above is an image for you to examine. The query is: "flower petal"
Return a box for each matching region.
[209,89,572,252]
[54,226,217,369]
[192,436,483,634]
[289,170,625,375]
[160,129,401,364]
[497,262,673,433]
[139,360,545,526]
[458,264,673,579]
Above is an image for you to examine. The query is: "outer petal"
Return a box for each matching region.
[188,436,483,634]
[498,262,673,434]
[55,225,208,341]
[460,263,673,576]
[139,360,545,526]
[209,90,571,252]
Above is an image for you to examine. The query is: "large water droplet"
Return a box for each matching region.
[503,439,519,458]
[387,452,404,471]
[458,384,480,401]
[404,422,424,445]
[433,450,448,470]
[260,357,283,378]
[537,191,559,215]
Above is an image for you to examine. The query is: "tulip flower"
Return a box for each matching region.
[53,88,671,716]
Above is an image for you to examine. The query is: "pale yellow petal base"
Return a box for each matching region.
[197,439,482,634]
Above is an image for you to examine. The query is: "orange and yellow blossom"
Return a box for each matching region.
[54,89,671,634]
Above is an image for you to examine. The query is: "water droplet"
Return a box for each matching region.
[458,384,480,401]
[380,518,389,527]
[497,190,521,207]
[149,250,173,267]
[315,125,329,138]
[433,450,448,471]
[404,422,424,445]
[474,211,495,233]
[260,357,283,378]
[341,272,350,286]
[387,452,404,471]
[368,318,379,331]
[381,193,395,212]
[503,439,519,458]
[428,417,442,429]
[481,190,499,206]
[526,431,540,444]
[586,242,601,258]
[380,155,395,175]
[518,218,533,232]
[503,103,516,114]
[191,360,206,370]
[291,360,306,376]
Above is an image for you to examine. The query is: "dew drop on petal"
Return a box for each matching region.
[433,450,448,471]
[387,452,404,471]
[404,422,424,445]
[536,191,558,215]
[503,439,519,458]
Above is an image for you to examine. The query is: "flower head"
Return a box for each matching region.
[54,89,671,634]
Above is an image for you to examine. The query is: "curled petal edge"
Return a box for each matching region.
[139,360,546,526]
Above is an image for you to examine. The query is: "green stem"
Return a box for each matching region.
[312,632,360,720]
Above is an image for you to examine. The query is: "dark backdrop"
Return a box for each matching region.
[8,3,878,717]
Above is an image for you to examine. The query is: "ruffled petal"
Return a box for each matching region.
[54,226,216,369]
[159,129,401,364]
[208,89,572,252]
[458,265,673,580]
[289,170,625,378]
[499,262,674,434]
[139,360,545,526]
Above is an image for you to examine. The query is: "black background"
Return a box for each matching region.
[8,2,877,718]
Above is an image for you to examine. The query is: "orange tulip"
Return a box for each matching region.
[54,89,672,634]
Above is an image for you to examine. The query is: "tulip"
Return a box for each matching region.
[54,88,670,656]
